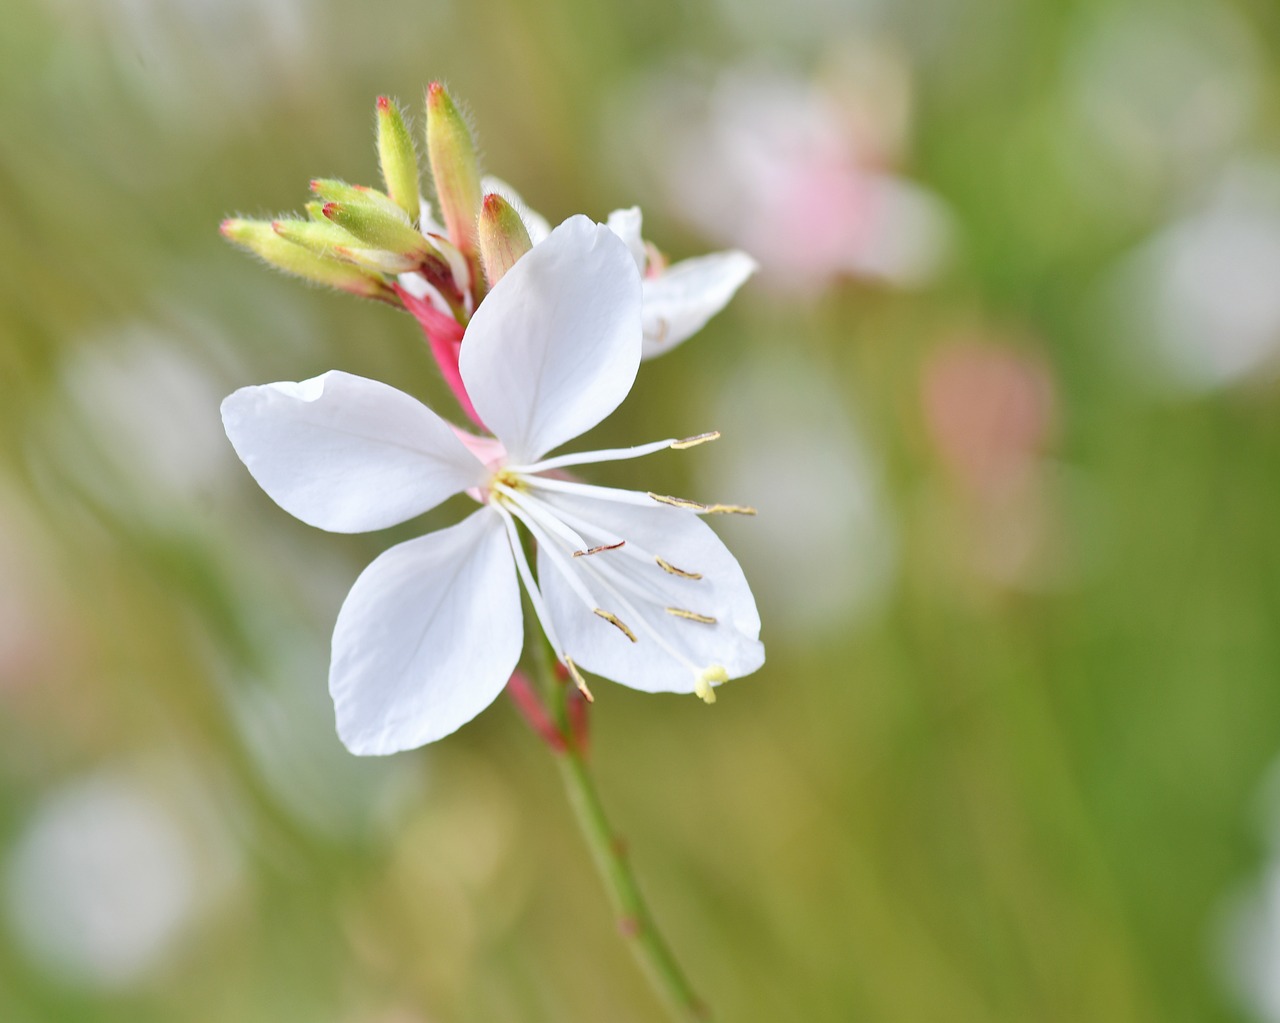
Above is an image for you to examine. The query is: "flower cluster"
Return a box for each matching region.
[221,86,763,755]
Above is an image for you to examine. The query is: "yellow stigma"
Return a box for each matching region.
[694,665,729,704]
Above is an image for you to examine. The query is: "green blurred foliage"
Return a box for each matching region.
[3,0,1280,1021]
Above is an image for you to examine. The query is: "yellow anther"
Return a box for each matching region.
[665,607,717,624]
[648,492,708,511]
[648,492,757,516]
[593,608,637,642]
[656,557,702,580]
[564,657,594,702]
[694,666,728,704]
[573,541,625,558]
[670,431,721,450]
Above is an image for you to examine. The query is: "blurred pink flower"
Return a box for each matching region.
[639,67,952,293]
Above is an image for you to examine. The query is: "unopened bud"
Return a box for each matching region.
[220,218,393,302]
[425,82,482,260]
[272,217,353,253]
[478,193,533,286]
[321,201,431,260]
[279,214,422,274]
[376,96,422,224]
[309,179,408,223]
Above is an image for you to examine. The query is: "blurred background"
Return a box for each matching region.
[4,0,1280,1019]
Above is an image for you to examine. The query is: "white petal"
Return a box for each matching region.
[330,510,522,754]
[535,489,763,694]
[481,175,551,244]
[606,207,647,273]
[222,370,485,533]
[459,215,643,463]
[418,196,446,236]
[641,250,757,359]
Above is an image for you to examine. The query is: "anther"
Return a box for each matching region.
[593,608,638,642]
[656,557,702,580]
[665,608,717,624]
[647,492,758,516]
[670,431,720,450]
[573,540,626,558]
[564,657,594,702]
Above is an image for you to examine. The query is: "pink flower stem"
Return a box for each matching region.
[392,282,486,429]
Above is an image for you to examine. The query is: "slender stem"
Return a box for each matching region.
[531,654,711,1021]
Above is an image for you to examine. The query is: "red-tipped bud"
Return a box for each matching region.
[477,192,533,286]
[375,95,422,223]
[219,218,394,302]
[425,82,483,263]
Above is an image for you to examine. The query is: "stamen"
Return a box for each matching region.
[648,492,758,515]
[665,608,717,624]
[494,506,566,655]
[564,657,594,703]
[670,431,720,450]
[515,436,679,475]
[656,557,702,580]
[593,608,638,642]
[573,541,626,558]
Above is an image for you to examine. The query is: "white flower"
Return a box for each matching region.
[222,216,764,755]
[483,177,756,358]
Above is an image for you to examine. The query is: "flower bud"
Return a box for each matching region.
[425,82,482,260]
[321,201,431,260]
[376,96,422,224]
[478,193,532,286]
[309,179,407,223]
[219,218,393,302]
[271,217,353,252]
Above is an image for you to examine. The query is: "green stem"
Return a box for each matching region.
[533,656,711,1021]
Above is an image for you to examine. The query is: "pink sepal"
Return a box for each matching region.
[393,282,484,428]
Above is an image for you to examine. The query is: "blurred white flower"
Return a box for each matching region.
[624,65,951,294]
[46,328,238,513]
[708,355,894,638]
[1217,756,1280,1023]
[4,772,230,989]
[223,217,763,755]
[1106,167,1280,393]
[1224,861,1280,1023]
[482,178,756,358]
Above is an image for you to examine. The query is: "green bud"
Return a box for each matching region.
[478,193,533,286]
[376,96,422,223]
[328,244,421,275]
[425,82,482,260]
[309,179,407,223]
[321,201,430,260]
[219,218,393,302]
[272,217,355,253]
